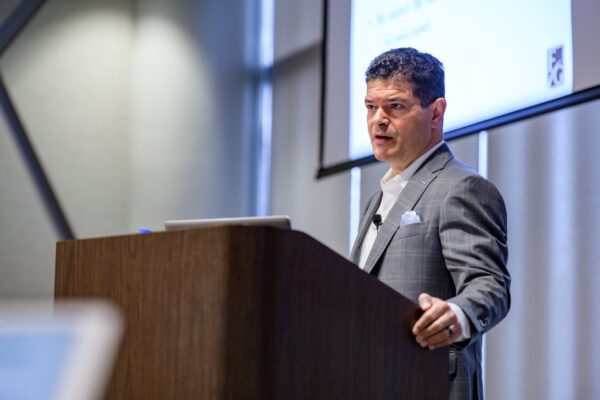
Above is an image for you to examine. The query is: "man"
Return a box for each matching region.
[350,48,510,400]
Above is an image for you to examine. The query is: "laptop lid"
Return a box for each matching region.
[164,215,291,231]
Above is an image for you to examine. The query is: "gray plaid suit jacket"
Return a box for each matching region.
[350,143,510,400]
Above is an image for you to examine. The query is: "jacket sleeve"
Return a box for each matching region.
[439,174,511,342]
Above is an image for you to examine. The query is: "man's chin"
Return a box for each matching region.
[372,150,388,163]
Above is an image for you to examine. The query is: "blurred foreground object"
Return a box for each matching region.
[0,301,123,400]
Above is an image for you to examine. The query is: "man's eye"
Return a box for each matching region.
[366,104,376,111]
[390,103,402,110]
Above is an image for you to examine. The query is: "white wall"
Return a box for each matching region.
[0,0,256,300]
[0,0,136,300]
[1,0,135,238]
[0,112,58,298]
[128,0,255,229]
[270,0,351,257]
[486,99,600,400]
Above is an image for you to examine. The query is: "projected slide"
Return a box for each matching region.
[349,0,573,158]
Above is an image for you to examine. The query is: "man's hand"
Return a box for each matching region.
[412,293,462,349]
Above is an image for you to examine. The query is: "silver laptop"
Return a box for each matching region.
[0,301,123,400]
[165,215,291,231]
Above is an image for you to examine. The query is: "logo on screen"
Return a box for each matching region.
[547,46,564,88]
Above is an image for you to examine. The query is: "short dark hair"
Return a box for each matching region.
[365,48,445,107]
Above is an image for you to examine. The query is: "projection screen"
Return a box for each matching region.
[319,0,600,177]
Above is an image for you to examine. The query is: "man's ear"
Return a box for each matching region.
[430,98,447,129]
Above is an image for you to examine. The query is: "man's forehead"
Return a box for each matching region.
[365,78,415,98]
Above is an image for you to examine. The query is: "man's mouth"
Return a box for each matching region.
[374,134,392,141]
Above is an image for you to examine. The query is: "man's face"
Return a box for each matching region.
[365,79,446,173]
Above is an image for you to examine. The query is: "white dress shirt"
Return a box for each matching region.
[358,141,471,341]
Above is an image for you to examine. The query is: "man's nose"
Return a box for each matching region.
[373,108,389,125]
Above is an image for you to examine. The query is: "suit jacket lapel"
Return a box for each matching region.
[362,144,454,274]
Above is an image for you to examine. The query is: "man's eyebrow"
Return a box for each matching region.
[385,96,406,102]
[364,94,407,101]
[364,97,406,105]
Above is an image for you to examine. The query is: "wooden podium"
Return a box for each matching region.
[55,226,448,399]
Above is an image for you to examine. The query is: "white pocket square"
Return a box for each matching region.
[400,210,422,227]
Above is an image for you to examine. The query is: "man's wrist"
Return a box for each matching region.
[448,302,471,342]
